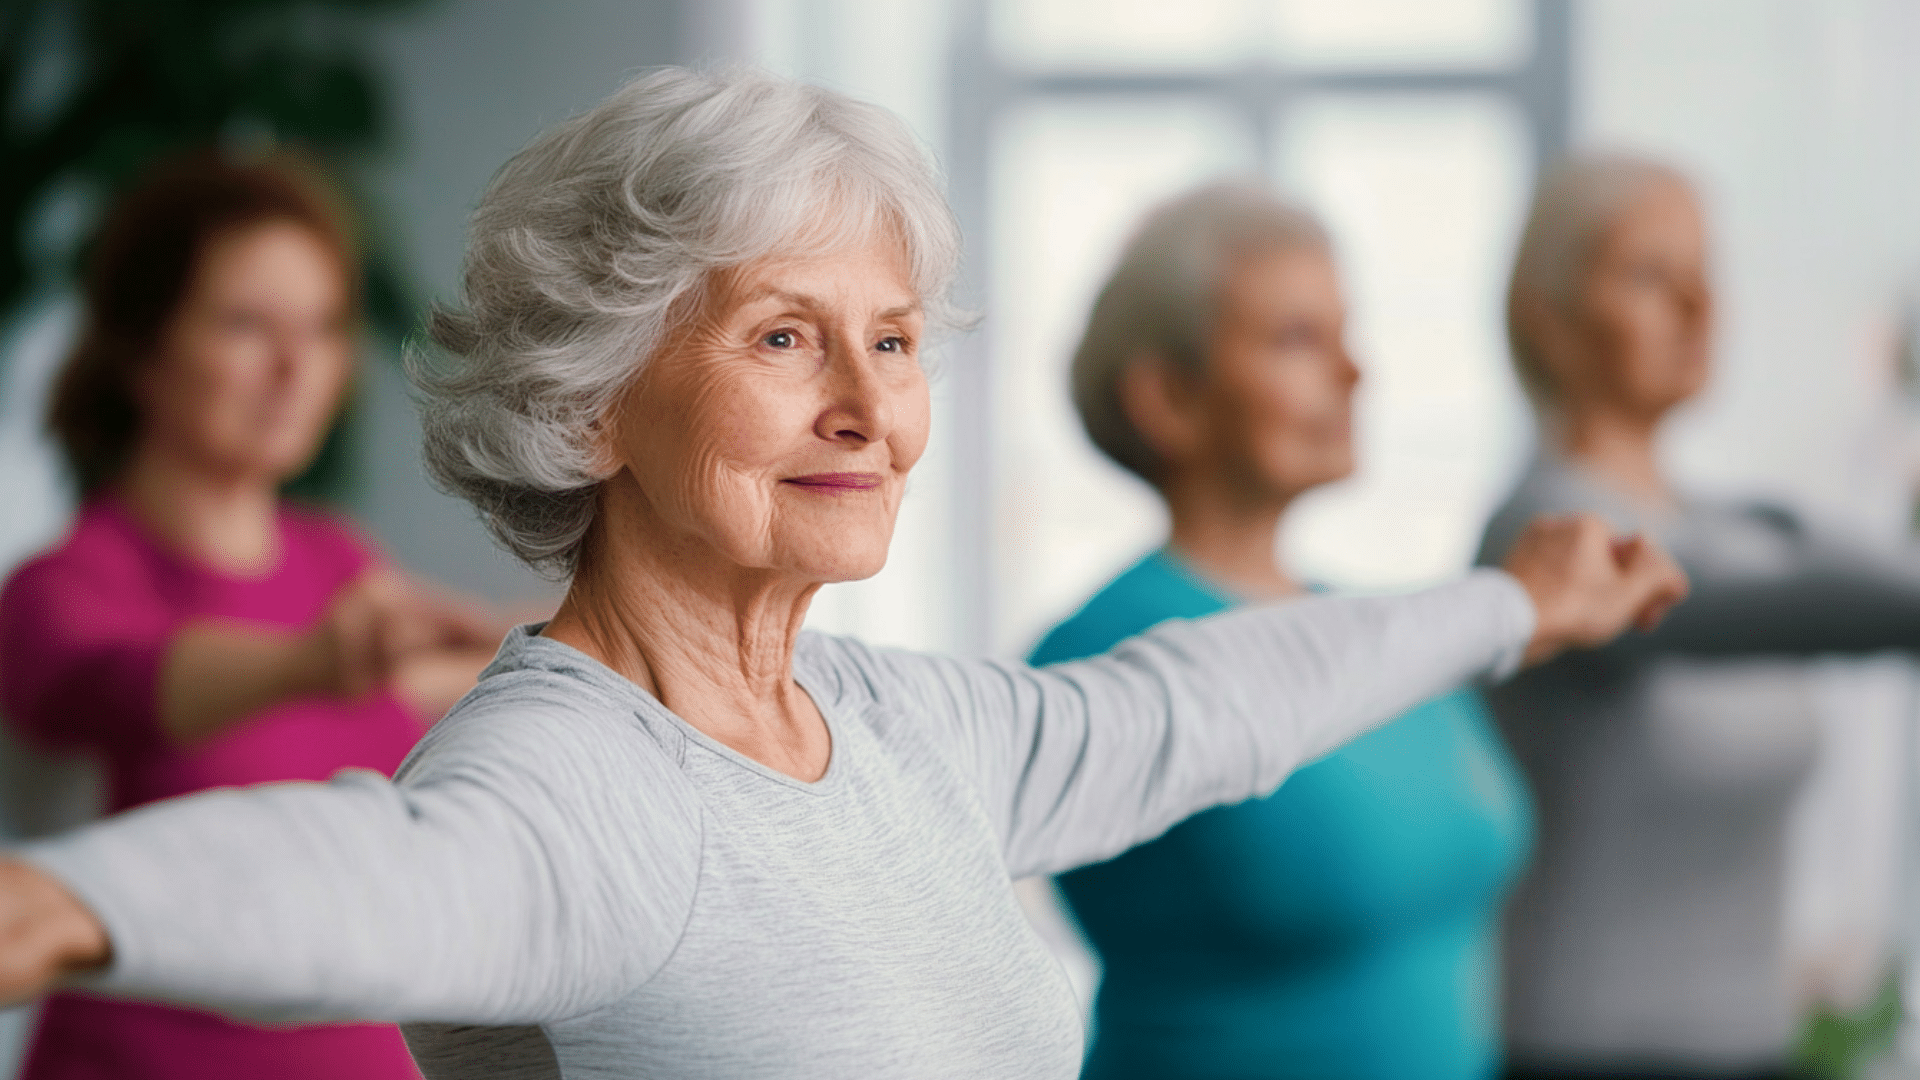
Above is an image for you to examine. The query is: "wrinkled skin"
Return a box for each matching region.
[607,244,930,584]
[546,237,929,783]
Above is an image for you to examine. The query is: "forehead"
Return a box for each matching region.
[1217,245,1340,314]
[193,221,346,298]
[715,234,919,310]
[1603,180,1704,249]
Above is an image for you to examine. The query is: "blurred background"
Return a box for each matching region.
[5,0,1920,1075]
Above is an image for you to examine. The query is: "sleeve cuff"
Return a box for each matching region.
[1468,567,1536,683]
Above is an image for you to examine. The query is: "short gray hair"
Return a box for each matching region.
[412,67,963,575]
[1071,181,1327,484]
[1506,150,1692,403]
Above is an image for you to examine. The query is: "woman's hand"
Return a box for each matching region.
[0,860,108,1007]
[298,570,501,702]
[1503,513,1690,666]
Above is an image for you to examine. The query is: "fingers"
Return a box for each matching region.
[1506,513,1690,666]
[321,571,507,699]
[0,862,109,1007]
[1612,533,1690,632]
[418,594,505,652]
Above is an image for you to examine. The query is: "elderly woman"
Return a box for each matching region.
[0,70,1681,1080]
[1031,183,1531,1080]
[0,152,499,1080]
[1479,151,1920,1080]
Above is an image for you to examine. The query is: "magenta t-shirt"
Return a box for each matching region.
[0,497,425,1080]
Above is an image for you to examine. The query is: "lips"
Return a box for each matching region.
[782,472,884,491]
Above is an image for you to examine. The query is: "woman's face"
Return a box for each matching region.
[138,221,353,484]
[601,237,931,585]
[1180,246,1359,503]
[1554,180,1713,422]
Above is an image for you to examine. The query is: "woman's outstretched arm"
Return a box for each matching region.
[1481,493,1920,661]
[0,680,701,1024]
[1,560,499,753]
[876,516,1685,879]
[1613,539,1920,657]
[158,570,501,744]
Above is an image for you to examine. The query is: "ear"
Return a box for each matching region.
[1117,353,1206,465]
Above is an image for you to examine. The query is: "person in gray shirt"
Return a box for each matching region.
[0,70,1685,1080]
[1481,151,1920,1080]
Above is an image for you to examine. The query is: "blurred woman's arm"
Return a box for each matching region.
[160,569,499,745]
[1621,546,1920,656]
[3,556,497,752]
[1486,502,1920,660]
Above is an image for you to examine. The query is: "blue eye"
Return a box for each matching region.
[764,330,797,349]
[876,336,907,354]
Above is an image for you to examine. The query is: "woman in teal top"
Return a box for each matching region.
[1032,182,1532,1080]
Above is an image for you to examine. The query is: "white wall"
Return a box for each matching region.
[1578,0,1920,532]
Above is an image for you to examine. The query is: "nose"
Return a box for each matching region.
[814,336,893,446]
[1682,275,1712,327]
[268,324,304,383]
[1336,343,1362,389]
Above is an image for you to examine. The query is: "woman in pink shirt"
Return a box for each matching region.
[0,154,499,1080]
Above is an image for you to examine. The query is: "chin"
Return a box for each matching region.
[814,554,889,584]
[791,538,891,584]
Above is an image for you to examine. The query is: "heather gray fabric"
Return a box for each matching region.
[1478,454,1920,1073]
[21,571,1533,1080]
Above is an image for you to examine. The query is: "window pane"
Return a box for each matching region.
[993,0,1257,71]
[1274,94,1531,589]
[992,101,1255,654]
[1271,0,1530,69]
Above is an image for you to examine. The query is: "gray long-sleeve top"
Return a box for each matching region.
[20,571,1534,1080]
[1478,455,1920,1071]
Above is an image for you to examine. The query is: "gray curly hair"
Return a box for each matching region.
[1071,181,1327,485]
[412,66,963,576]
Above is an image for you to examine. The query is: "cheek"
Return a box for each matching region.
[1620,302,1693,389]
[629,366,805,542]
[280,347,351,433]
[144,348,242,444]
[1595,290,1668,356]
[682,370,809,489]
[1247,366,1345,455]
[1580,296,1653,392]
[304,343,352,403]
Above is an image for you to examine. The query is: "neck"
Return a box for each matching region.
[1551,404,1673,511]
[117,446,282,575]
[542,485,829,781]
[1160,469,1300,602]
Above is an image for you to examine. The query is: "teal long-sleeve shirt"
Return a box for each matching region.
[1031,551,1533,1080]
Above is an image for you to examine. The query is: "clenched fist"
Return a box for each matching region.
[298,570,501,702]
[1501,513,1689,665]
